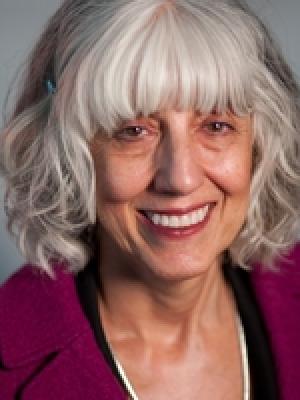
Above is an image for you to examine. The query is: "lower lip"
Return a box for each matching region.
[138,206,213,239]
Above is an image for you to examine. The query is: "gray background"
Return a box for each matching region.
[1,0,300,283]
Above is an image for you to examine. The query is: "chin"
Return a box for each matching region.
[137,251,218,282]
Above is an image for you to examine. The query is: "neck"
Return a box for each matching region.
[97,251,235,347]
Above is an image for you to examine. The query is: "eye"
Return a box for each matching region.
[202,121,235,134]
[114,126,148,141]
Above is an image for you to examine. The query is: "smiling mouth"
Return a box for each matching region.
[140,204,210,228]
[137,202,215,234]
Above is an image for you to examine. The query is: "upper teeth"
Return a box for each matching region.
[145,205,209,228]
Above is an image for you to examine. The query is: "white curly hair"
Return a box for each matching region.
[1,0,300,276]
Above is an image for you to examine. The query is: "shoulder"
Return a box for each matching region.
[251,243,300,300]
[250,243,300,335]
[250,242,300,340]
[0,264,125,400]
[250,243,300,399]
[0,263,88,368]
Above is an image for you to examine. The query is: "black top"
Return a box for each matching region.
[76,259,279,399]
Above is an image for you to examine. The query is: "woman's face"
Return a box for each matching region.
[90,109,253,280]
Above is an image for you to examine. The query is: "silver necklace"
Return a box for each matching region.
[110,316,250,400]
[238,314,251,400]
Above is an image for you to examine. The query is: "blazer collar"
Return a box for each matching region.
[0,263,89,369]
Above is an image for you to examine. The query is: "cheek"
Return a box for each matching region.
[207,146,253,246]
[204,145,252,196]
[94,154,153,202]
[219,157,251,193]
[93,154,151,250]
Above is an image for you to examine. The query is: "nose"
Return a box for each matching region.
[152,134,204,196]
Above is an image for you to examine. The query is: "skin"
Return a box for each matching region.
[90,109,253,399]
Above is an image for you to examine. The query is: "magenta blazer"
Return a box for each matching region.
[1,244,300,399]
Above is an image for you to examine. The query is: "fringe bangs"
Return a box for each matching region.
[70,0,255,137]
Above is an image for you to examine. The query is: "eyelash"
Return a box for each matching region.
[114,121,235,141]
[113,126,150,141]
[203,121,235,134]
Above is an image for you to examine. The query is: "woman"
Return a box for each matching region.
[0,0,300,399]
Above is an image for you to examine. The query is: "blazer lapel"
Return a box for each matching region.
[21,329,126,400]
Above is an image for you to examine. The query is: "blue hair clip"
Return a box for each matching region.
[45,79,56,95]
